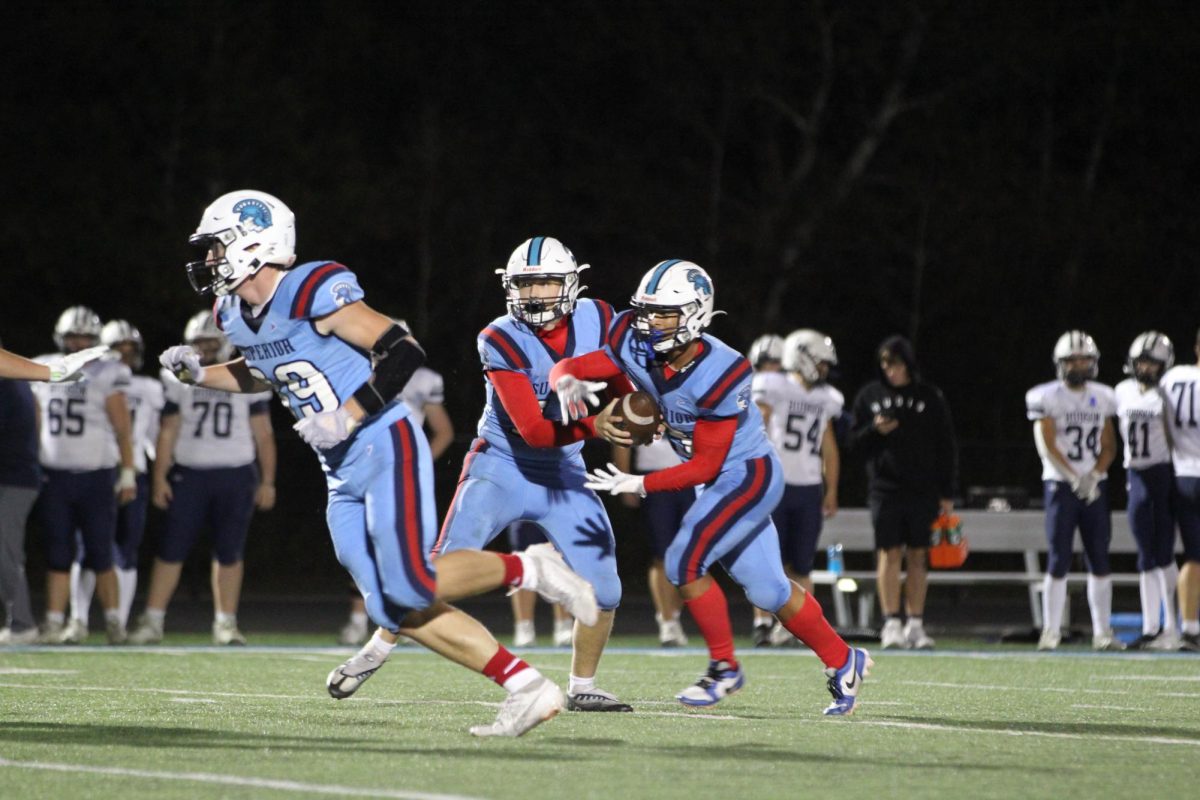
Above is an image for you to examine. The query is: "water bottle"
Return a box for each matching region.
[826,543,844,577]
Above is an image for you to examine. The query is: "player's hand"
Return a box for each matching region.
[159,345,205,385]
[584,462,646,497]
[555,375,607,422]
[151,478,172,510]
[255,483,276,511]
[594,398,633,447]
[293,406,358,450]
[46,345,110,382]
[1071,471,1101,504]
[114,467,137,505]
[873,414,899,435]
[823,494,839,519]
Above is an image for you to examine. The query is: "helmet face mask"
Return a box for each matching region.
[783,329,837,384]
[1054,330,1100,387]
[186,190,296,297]
[183,310,233,364]
[54,306,102,353]
[1124,331,1174,386]
[498,236,587,327]
[631,260,719,357]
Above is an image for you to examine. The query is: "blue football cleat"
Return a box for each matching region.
[677,659,745,707]
[823,647,873,717]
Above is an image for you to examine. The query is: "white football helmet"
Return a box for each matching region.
[186,190,297,297]
[1125,330,1174,380]
[101,319,144,370]
[631,260,721,354]
[496,236,589,326]
[1053,330,1099,385]
[748,334,784,368]
[53,305,102,352]
[783,328,838,383]
[184,310,234,363]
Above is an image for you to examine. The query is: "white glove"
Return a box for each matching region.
[555,375,608,422]
[114,467,137,495]
[46,345,110,382]
[1072,471,1101,504]
[159,345,205,385]
[584,462,647,497]
[293,406,359,450]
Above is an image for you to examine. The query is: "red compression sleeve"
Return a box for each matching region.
[642,417,737,493]
[548,349,624,385]
[488,370,597,448]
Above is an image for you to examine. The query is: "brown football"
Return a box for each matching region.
[616,391,663,446]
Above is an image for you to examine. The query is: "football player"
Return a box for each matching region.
[751,329,842,647]
[1026,331,1122,650]
[161,191,587,737]
[551,260,871,716]
[506,521,575,648]
[1160,329,1200,651]
[1115,332,1179,650]
[432,236,633,713]
[129,311,275,645]
[69,320,164,634]
[29,306,137,644]
[748,334,784,373]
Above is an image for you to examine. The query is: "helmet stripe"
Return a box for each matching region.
[645,259,682,294]
[527,236,545,266]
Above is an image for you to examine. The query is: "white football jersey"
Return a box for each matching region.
[400,366,444,429]
[1162,364,1200,477]
[1025,380,1116,481]
[633,435,682,472]
[125,373,165,473]
[161,370,271,469]
[30,355,131,470]
[1114,378,1170,470]
[752,371,843,486]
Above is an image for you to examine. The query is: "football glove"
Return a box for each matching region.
[584,462,646,497]
[554,375,607,422]
[114,467,137,495]
[293,406,359,450]
[46,345,110,382]
[1071,470,1101,504]
[159,345,206,385]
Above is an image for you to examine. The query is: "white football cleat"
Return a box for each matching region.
[880,618,907,649]
[1037,629,1061,651]
[659,618,688,648]
[59,619,89,645]
[213,618,246,646]
[338,619,369,647]
[0,627,39,645]
[127,614,164,645]
[552,618,574,647]
[824,647,873,716]
[1092,630,1126,651]
[520,544,598,627]
[470,677,564,737]
[327,643,389,699]
[105,618,127,646]
[1147,631,1181,651]
[903,619,935,650]
[513,620,536,648]
[36,619,65,644]
[676,660,745,708]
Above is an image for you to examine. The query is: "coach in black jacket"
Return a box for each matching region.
[850,335,958,650]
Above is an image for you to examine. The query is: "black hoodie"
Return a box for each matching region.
[849,336,958,498]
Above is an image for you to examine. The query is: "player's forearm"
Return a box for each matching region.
[489,369,598,448]
[152,417,181,484]
[252,417,277,486]
[548,350,623,385]
[642,418,735,493]
[0,350,51,381]
[197,360,259,393]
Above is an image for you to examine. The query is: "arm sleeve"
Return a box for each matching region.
[933,389,959,498]
[547,349,626,385]
[847,386,881,452]
[642,417,737,493]
[488,370,597,448]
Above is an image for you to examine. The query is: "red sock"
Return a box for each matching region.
[481,645,537,692]
[498,553,523,587]
[780,591,850,669]
[684,580,737,667]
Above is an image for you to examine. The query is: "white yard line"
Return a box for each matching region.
[1071,704,1144,711]
[0,668,78,675]
[0,757,487,800]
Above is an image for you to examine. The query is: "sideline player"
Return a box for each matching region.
[1161,330,1200,651]
[433,236,632,712]
[129,311,275,645]
[30,306,136,644]
[1115,332,1179,650]
[551,259,871,716]
[751,329,842,646]
[161,190,592,736]
[1026,331,1122,650]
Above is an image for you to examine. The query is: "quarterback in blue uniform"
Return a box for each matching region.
[160,190,598,738]
[551,260,871,716]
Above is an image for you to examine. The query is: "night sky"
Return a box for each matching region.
[3,1,1198,557]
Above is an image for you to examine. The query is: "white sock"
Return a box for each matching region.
[215,611,236,626]
[514,551,539,591]
[368,630,396,657]
[1043,575,1067,633]
[568,674,596,696]
[498,659,539,694]
[349,611,368,627]
[1139,571,1162,635]
[145,608,166,627]
[46,611,65,627]
[1087,574,1113,637]
[515,620,535,639]
[1160,562,1179,635]
[70,564,96,627]
[117,568,137,628]
[553,618,573,636]
[1183,619,1200,636]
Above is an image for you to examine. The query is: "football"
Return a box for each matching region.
[616,391,663,446]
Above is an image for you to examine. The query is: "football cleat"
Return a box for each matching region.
[566,688,633,712]
[752,622,774,648]
[36,619,65,645]
[521,544,599,627]
[105,618,127,646]
[904,620,935,650]
[212,619,246,646]
[823,647,873,717]
[513,621,536,648]
[470,677,564,737]
[553,619,574,647]
[1125,632,1159,650]
[338,619,370,647]
[769,621,800,648]
[59,619,89,645]
[1092,630,1126,651]
[1146,631,1180,651]
[327,644,388,699]
[677,660,745,708]
[1179,632,1200,652]
[658,618,688,648]
[127,614,164,645]
[880,618,907,649]
[1037,629,1062,651]
[0,627,39,645]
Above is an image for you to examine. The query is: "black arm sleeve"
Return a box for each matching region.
[351,323,426,416]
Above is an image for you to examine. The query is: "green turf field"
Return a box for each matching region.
[1,636,1197,799]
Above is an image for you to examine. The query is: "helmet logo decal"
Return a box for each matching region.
[232,198,273,232]
[686,268,712,297]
